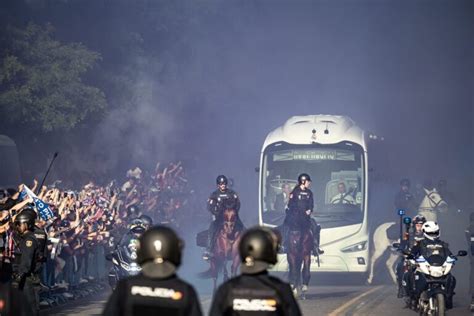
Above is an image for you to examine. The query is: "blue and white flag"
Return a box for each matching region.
[20,185,55,221]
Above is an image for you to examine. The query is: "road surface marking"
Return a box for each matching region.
[328,286,383,316]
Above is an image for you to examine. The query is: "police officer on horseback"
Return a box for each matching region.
[103,225,203,315]
[281,173,323,255]
[209,226,301,316]
[203,175,244,260]
[395,179,417,217]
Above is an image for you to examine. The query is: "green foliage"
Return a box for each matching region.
[0,23,106,132]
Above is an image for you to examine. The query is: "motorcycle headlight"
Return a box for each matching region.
[429,267,444,278]
[341,241,367,253]
[112,258,119,266]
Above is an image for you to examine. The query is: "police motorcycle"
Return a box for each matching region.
[106,218,148,289]
[399,220,468,316]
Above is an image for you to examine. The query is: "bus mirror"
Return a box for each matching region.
[255,167,260,173]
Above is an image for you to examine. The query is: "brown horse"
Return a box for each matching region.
[204,208,243,293]
[287,227,313,299]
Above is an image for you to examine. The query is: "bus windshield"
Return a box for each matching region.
[261,142,365,228]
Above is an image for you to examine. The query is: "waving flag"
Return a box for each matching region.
[20,185,55,221]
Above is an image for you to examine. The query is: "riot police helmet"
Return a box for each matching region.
[422,221,440,241]
[14,209,36,230]
[239,226,280,274]
[137,225,183,278]
[298,173,312,184]
[413,214,426,225]
[400,178,410,187]
[128,218,147,234]
[20,207,37,221]
[139,214,153,229]
[216,175,228,185]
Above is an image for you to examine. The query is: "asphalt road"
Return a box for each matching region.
[44,283,472,315]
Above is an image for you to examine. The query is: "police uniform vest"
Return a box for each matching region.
[208,189,240,218]
[33,225,47,269]
[209,273,301,316]
[13,230,40,277]
[411,239,452,259]
[103,274,202,316]
[288,187,313,212]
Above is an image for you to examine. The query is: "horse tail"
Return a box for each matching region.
[198,267,214,279]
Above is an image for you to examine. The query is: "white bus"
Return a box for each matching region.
[259,115,370,274]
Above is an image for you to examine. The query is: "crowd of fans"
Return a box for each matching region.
[0,161,192,299]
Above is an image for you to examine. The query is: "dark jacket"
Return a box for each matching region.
[209,271,301,316]
[103,273,202,316]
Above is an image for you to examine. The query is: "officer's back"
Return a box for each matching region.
[210,227,301,316]
[103,226,202,316]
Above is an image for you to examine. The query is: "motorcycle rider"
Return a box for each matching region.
[394,179,417,217]
[405,221,456,309]
[396,214,426,298]
[203,175,243,260]
[12,209,41,314]
[103,225,202,315]
[281,173,323,255]
[209,226,301,316]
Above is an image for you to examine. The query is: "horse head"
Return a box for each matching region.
[222,208,237,236]
[420,187,448,213]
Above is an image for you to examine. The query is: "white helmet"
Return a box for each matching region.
[422,221,440,241]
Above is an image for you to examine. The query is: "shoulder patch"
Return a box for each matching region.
[26,240,33,247]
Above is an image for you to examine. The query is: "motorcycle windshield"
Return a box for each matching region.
[426,254,446,267]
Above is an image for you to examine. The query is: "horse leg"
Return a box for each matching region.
[287,252,297,292]
[386,252,398,285]
[213,277,217,295]
[223,260,229,282]
[368,222,395,284]
[230,241,240,277]
[301,254,311,300]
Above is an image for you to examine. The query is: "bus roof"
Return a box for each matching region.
[262,115,366,151]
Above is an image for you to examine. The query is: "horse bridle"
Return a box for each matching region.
[425,191,446,211]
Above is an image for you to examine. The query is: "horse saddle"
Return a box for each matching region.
[196,229,208,248]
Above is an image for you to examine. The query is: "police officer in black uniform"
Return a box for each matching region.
[396,214,426,298]
[21,209,47,271]
[12,209,41,314]
[281,173,323,255]
[204,175,243,259]
[394,179,417,217]
[209,226,301,316]
[103,225,202,316]
[465,212,474,311]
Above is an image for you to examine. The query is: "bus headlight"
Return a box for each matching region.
[341,241,367,253]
